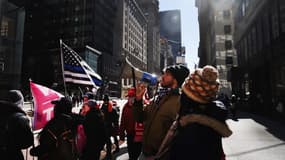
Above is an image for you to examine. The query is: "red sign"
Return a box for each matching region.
[30,81,64,130]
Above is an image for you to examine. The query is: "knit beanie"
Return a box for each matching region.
[84,92,94,100]
[163,65,190,86]
[182,65,219,103]
[4,90,25,107]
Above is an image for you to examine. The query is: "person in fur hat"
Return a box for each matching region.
[170,65,232,160]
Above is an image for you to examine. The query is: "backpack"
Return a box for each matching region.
[34,116,79,160]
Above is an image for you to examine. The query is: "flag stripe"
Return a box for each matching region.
[61,41,102,87]
[91,77,103,86]
[64,71,90,79]
[64,78,94,85]
[64,64,85,73]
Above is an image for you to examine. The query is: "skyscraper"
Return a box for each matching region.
[22,0,119,96]
[0,0,25,90]
[196,0,237,96]
[160,10,182,61]
[137,0,160,74]
[113,0,148,96]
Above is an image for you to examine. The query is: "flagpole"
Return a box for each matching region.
[60,39,68,96]
[29,78,35,131]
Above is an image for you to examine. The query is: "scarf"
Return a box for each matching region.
[154,87,179,104]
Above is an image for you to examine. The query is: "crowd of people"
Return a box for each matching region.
[0,64,236,160]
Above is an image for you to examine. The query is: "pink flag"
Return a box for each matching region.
[30,81,64,130]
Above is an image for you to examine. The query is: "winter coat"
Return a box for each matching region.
[170,100,229,160]
[83,108,107,149]
[0,100,34,160]
[119,102,136,140]
[30,113,83,160]
[133,89,180,158]
[101,102,119,136]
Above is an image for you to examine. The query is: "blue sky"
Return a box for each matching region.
[159,0,199,70]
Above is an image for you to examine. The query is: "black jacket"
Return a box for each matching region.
[82,108,107,160]
[170,93,228,160]
[83,108,106,147]
[30,113,84,160]
[0,100,34,160]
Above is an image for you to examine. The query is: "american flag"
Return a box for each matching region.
[61,41,102,87]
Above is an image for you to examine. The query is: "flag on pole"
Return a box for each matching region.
[60,40,102,88]
[30,81,64,130]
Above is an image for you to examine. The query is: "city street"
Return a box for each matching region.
[23,102,285,160]
[22,102,285,160]
[3,0,285,160]
[113,111,285,160]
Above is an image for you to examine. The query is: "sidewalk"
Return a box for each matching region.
[223,111,285,160]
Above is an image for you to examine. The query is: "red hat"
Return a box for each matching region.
[126,88,136,97]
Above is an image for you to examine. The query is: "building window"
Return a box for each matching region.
[223,10,231,19]
[257,19,263,52]
[271,7,280,40]
[243,38,248,62]
[225,40,232,50]
[241,1,246,16]
[1,19,8,37]
[226,56,233,65]
[280,0,285,32]
[247,33,252,57]
[263,12,270,45]
[0,61,4,72]
[224,25,231,34]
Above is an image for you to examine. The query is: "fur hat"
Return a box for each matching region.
[163,65,190,86]
[182,65,219,103]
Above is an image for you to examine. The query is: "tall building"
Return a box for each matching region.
[22,0,119,96]
[160,10,182,63]
[0,0,25,91]
[196,0,237,96]
[160,37,174,71]
[233,0,285,115]
[137,0,160,74]
[113,0,147,96]
[195,0,211,67]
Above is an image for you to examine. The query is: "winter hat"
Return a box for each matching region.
[86,99,97,108]
[163,65,190,86]
[83,92,94,100]
[51,97,72,114]
[126,87,136,97]
[2,90,24,107]
[182,65,219,103]
[103,94,109,101]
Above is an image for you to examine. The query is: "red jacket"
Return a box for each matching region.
[119,102,135,140]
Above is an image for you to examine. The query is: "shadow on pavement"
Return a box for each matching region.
[233,111,285,141]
